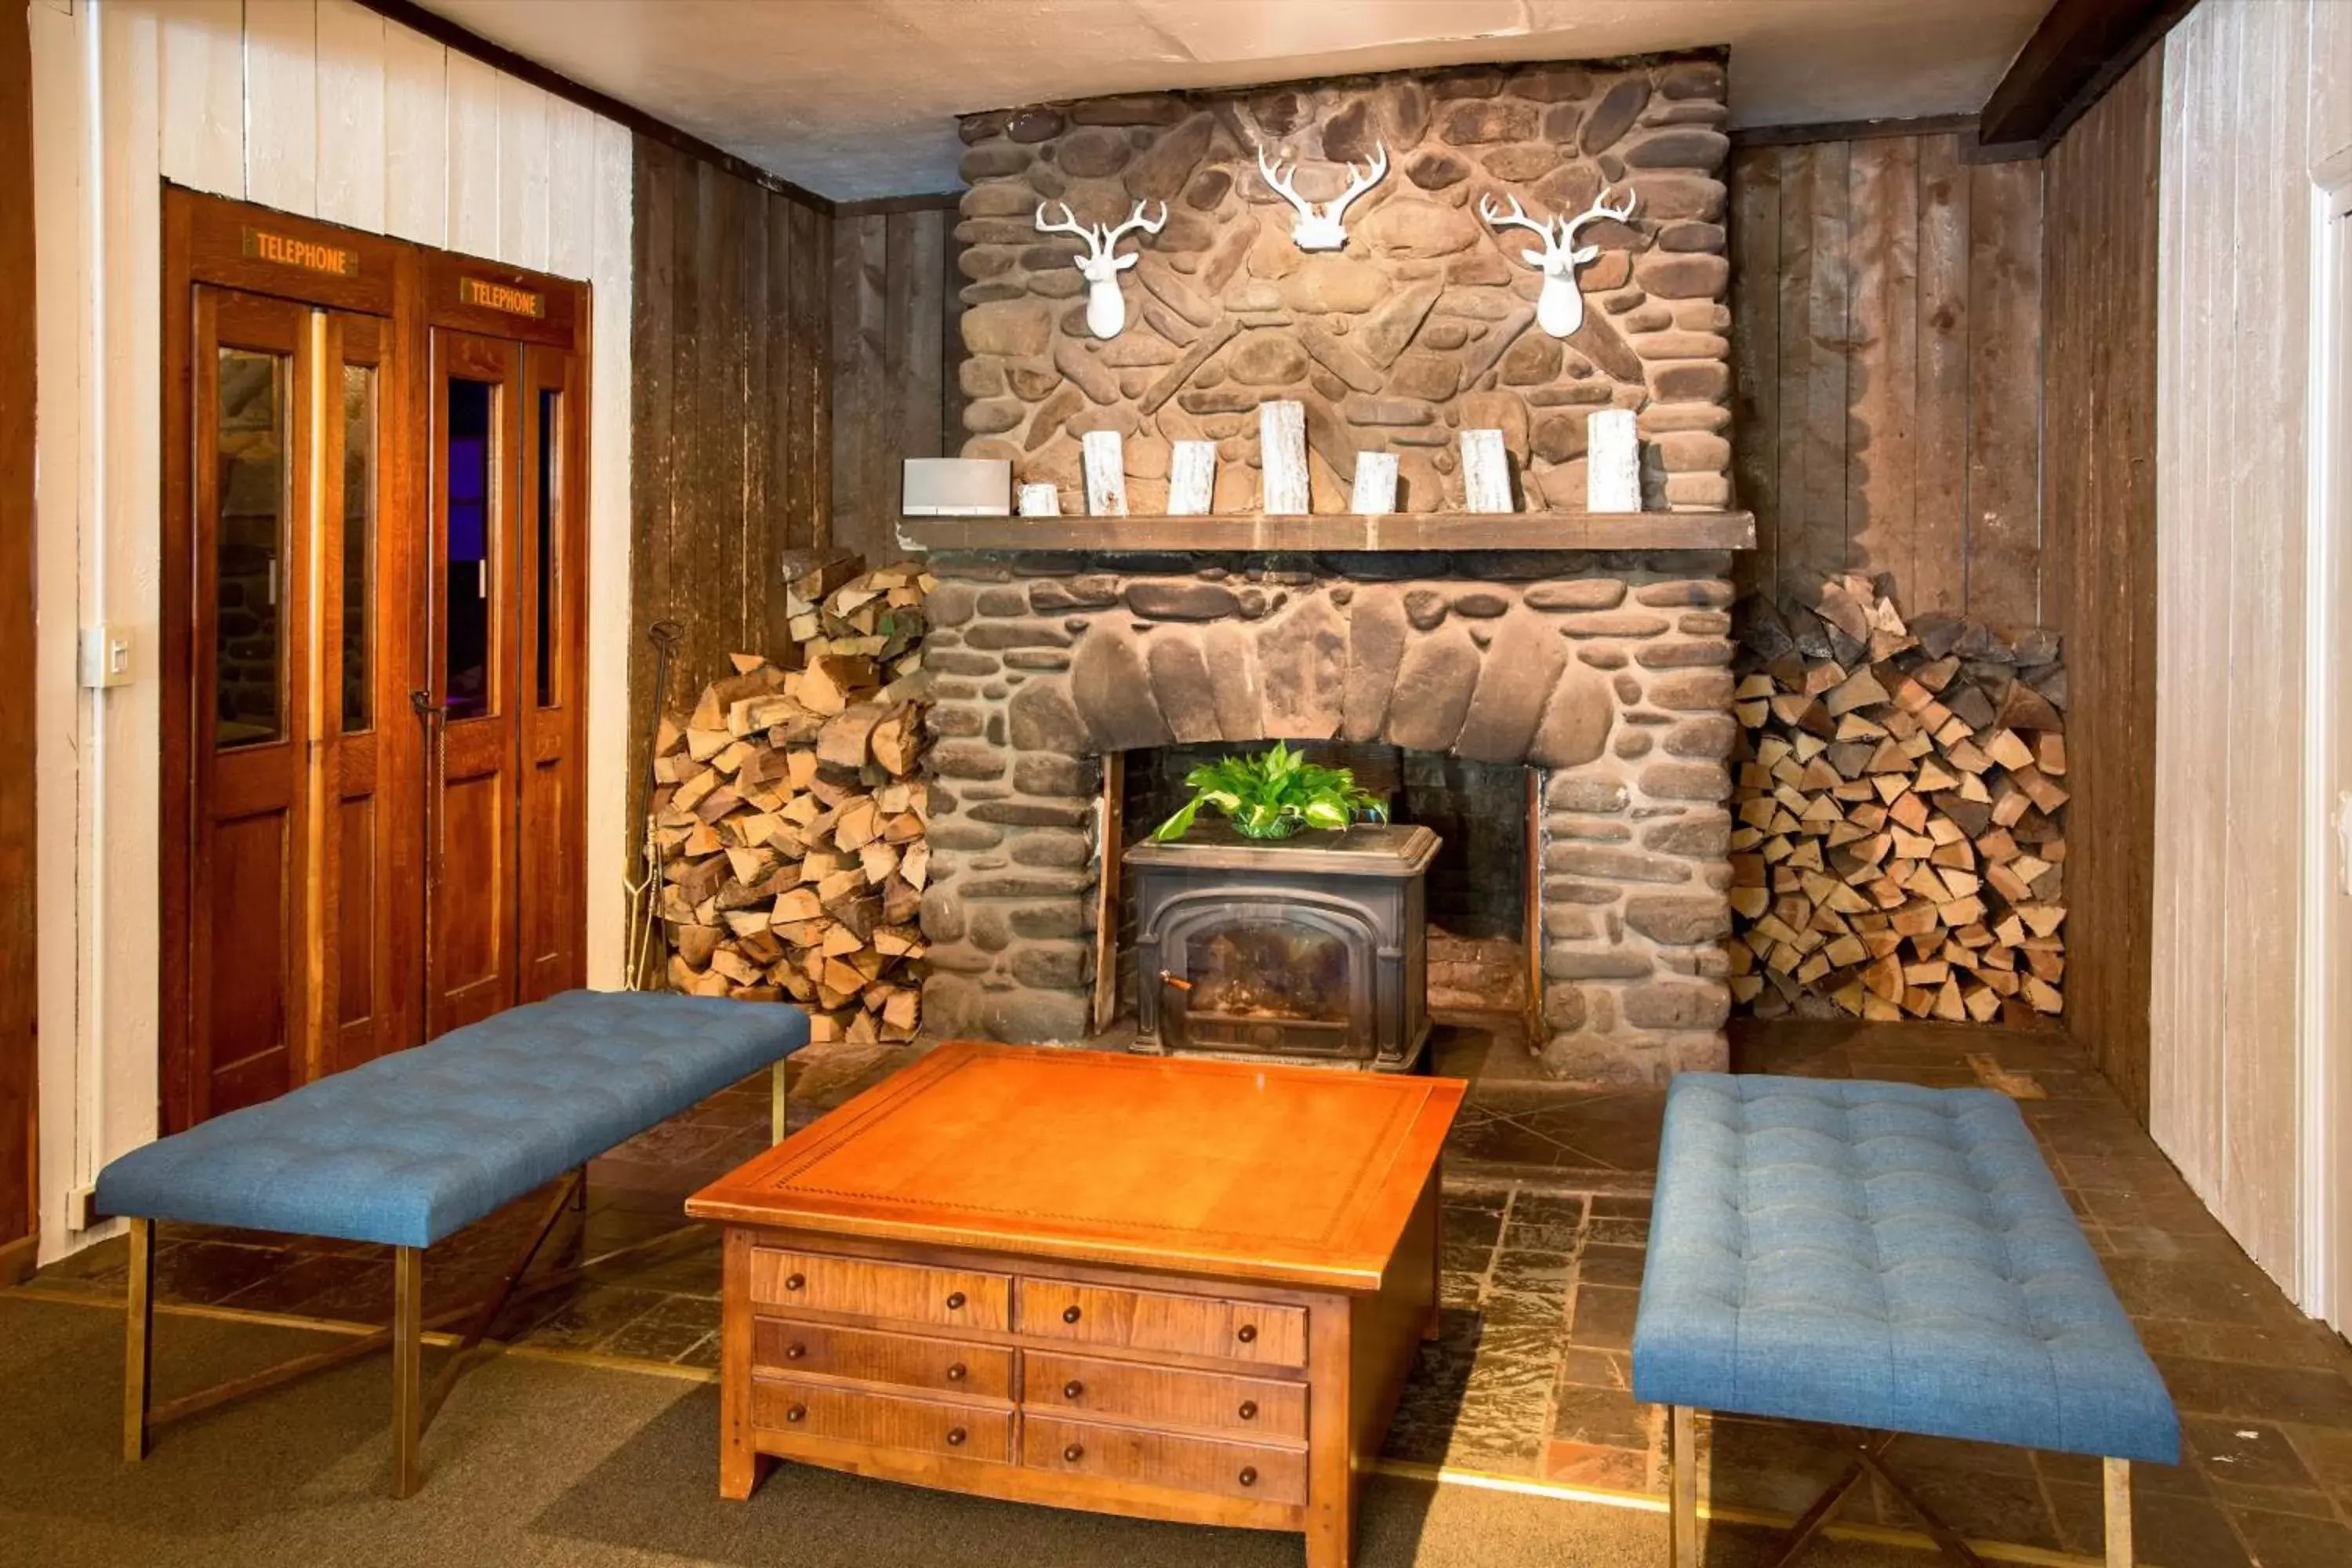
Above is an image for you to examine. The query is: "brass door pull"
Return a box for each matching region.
[1062,1305,1082,1323]
[785,1403,806,1423]
[1236,1324,1258,1344]
[783,1343,806,1360]
[946,1363,967,1382]
[1238,1466,1258,1487]
[1237,1400,1258,1421]
[1062,1380,1083,1399]
[946,1427,967,1446]
[946,1290,967,1310]
[1063,1443,1084,1463]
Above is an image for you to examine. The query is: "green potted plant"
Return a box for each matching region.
[1148,741,1388,843]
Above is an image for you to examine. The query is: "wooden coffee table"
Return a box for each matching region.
[686,1043,1462,1567]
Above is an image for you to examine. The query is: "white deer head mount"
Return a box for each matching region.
[1255,138,1388,252]
[1479,187,1639,338]
[1033,199,1168,339]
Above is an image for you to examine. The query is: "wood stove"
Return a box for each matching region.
[1123,822,1437,1071]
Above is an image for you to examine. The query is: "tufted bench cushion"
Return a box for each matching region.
[1631,1073,2177,1465]
[96,990,808,1250]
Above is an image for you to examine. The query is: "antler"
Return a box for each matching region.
[1326,142,1388,220]
[1034,200,1106,255]
[1561,185,1638,248]
[1256,142,1313,217]
[1479,192,1559,247]
[1101,199,1169,249]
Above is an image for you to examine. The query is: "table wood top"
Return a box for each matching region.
[687,1044,1465,1292]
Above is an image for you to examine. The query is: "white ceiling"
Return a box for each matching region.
[422,0,2050,200]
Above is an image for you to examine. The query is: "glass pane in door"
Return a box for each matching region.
[341,363,376,731]
[445,378,495,721]
[535,388,558,708]
[214,347,290,749]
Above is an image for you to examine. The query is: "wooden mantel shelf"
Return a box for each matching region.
[894,510,1755,554]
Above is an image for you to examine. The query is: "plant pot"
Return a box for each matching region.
[1230,818,1304,841]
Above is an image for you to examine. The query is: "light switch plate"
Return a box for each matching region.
[78,625,132,688]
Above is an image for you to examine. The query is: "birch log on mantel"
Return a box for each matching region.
[1730,573,2070,1025]
[1082,430,1127,517]
[1259,401,1309,514]
[1461,430,1513,514]
[654,560,935,1045]
[1167,440,1216,515]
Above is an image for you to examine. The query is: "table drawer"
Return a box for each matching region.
[749,1247,1010,1331]
[1024,1349,1307,1442]
[1016,1279,1307,1368]
[1022,1414,1307,1507]
[751,1375,1011,1463]
[753,1317,1014,1402]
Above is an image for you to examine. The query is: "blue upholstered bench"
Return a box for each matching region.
[1632,1074,2176,1568]
[96,989,809,1495]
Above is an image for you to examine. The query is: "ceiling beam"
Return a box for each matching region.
[357,0,833,212]
[1978,0,2196,151]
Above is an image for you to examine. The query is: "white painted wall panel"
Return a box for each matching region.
[2153,0,2352,1302]
[157,0,244,198]
[445,49,501,260]
[242,0,318,215]
[312,0,386,232]
[584,116,635,993]
[496,73,553,270]
[380,17,448,249]
[30,0,635,1264]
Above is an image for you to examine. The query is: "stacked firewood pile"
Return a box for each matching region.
[652,561,935,1044]
[1728,574,2068,1025]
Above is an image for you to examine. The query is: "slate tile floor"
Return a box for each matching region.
[20,1020,2352,1566]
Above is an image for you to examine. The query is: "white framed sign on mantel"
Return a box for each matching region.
[1018,483,1061,517]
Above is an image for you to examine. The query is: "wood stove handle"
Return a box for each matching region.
[1159,971,1194,992]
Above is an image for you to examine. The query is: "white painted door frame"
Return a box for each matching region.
[2301,168,2352,1330]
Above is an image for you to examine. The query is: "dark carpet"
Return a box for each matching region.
[0,1294,1939,1566]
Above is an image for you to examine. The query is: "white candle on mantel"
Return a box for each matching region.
[1351,452,1399,514]
[1081,430,1128,517]
[1018,482,1061,517]
[1461,429,1514,514]
[1260,401,1309,515]
[1167,440,1217,516]
[1587,409,1641,514]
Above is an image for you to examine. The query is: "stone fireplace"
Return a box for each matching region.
[914,545,1740,1083]
[914,49,1745,1084]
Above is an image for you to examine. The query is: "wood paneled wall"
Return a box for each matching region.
[2,0,36,1282]
[1730,137,2047,626]
[2042,49,2161,1124]
[626,136,832,831]
[830,203,960,567]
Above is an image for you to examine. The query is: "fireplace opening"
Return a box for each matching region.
[1114,742,1535,1036]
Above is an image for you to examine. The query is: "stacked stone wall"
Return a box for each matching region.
[954,55,1732,516]
[917,550,1736,1083]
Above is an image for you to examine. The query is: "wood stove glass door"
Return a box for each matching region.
[1160,902,1374,1058]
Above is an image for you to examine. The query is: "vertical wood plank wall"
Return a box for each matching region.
[2152,0,2352,1297]
[1730,137,2046,625]
[27,0,633,1265]
[2042,50,2163,1125]
[625,137,833,853]
[830,203,961,566]
[1,0,37,1280]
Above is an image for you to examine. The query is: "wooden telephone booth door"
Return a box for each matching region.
[177,284,419,1128]
[423,328,585,1034]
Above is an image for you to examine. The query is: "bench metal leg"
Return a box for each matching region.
[1759,1428,1985,1568]
[1669,1405,1697,1568]
[2105,1458,2132,1567]
[771,1058,789,1145]
[123,1218,154,1463]
[392,1247,423,1498]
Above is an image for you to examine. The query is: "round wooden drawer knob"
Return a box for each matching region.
[1062,1380,1084,1400]
[946,1427,967,1446]
[1238,1466,1258,1487]
[1236,1324,1258,1344]
[946,1363,967,1382]
[785,1403,807,1424]
[1062,1305,1082,1324]
[1062,1443,1084,1463]
[1237,1400,1258,1421]
[784,1272,805,1291]
[783,1343,807,1361]
[946,1290,967,1310]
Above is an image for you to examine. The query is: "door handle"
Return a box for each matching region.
[409,689,454,723]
